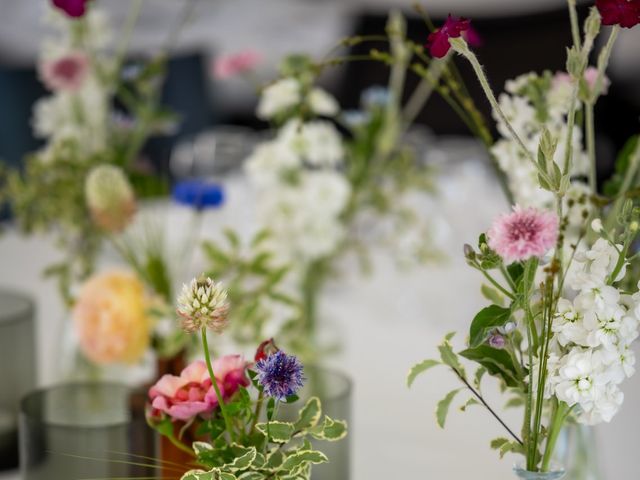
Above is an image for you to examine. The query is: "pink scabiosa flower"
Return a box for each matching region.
[426,15,472,58]
[213,50,262,79]
[39,52,90,92]
[52,0,91,18]
[487,206,559,264]
[596,0,640,28]
[73,270,151,365]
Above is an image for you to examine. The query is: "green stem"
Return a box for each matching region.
[541,402,570,472]
[401,56,449,128]
[567,0,582,50]
[114,0,144,77]
[249,391,264,435]
[473,262,515,299]
[450,39,538,170]
[167,433,197,457]
[585,102,597,192]
[201,328,236,442]
[605,140,640,231]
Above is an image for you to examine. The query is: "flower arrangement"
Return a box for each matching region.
[147,276,347,480]
[409,0,640,475]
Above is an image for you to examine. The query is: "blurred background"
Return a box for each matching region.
[0,1,639,479]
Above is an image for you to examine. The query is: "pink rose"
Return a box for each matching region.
[39,52,90,92]
[149,357,249,421]
[213,50,262,79]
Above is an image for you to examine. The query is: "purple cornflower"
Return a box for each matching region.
[255,351,305,400]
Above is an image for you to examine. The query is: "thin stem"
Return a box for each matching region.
[567,0,582,50]
[249,391,264,435]
[541,401,571,472]
[115,0,144,75]
[586,102,597,192]
[401,57,448,128]
[166,433,197,457]
[453,369,523,446]
[605,140,640,231]
[451,39,537,169]
[473,263,515,300]
[201,328,236,442]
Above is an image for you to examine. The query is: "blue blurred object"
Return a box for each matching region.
[172,179,224,210]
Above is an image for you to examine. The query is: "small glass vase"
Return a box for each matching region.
[556,423,602,480]
[19,382,156,479]
[513,463,565,480]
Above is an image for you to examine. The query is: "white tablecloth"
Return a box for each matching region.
[1,143,639,479]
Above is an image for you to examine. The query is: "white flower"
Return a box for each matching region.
[245,140,301,187]
[582,305,628,349]
[257,78,301,120]
[555,348,608,410]
[591,218,603,233]
[568,239,625,291]
[577,384,624,425]
[552,298,588,347]
[278,119,344,167]
[308,88,339,116]
[176,277,229,334]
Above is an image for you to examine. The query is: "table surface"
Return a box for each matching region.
[1,141,639,479]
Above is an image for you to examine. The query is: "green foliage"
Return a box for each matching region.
[406,359,440,387]
[438,332,466,377]
[490,437,525,458]
[603,135,640,197]
[436,388,462,428]
[469,305,512,348]
[459,345,522,388]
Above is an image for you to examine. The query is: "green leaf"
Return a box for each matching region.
[225,447,257,471]
[480,285,504,306]
[459,397,480,412]
[407,359,440,387]
[256,421,295,443]
[281,450,328,470]
[295,397,322,430]
[469,305,511,348]
[193,442,213,455]
[490,437,524,458]
[316,417,348,441]
[473,367,486,389]
[459,345,521,388]
[181,469,236,480]
[237,473,265,480]
[436,388,462,428]
[438,333,465,377]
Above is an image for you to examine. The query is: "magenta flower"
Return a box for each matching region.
[596,0,640,28]
[39,53,90,92]
[52,0,90,18]
[213,50,262,79]
[149,357,248,421]
[463,25,483,48]
[487,206,559,264]
[426,15,472,58]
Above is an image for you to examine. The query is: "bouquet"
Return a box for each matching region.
[146,276,347,480]
[409,0,640,474]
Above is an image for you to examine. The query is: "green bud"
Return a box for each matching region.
[85,165,135,232]
[584,8,601,41]
[566,46,583,79]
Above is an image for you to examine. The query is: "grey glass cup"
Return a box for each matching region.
[279,366,352,480]
[19,383,157,480]
[0,290,36,470]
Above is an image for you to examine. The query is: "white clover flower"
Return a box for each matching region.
[176,277,229,334]
[256,78,301,120]
[308,88,339,117]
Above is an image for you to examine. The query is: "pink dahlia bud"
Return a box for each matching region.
[176,276,229,334]
[487,206,559,264]
[426,14,472,58]
[39,52,90,92]
[596,0,640,29]
[85,165,136,233]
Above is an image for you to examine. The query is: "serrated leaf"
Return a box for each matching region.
[469,305,511,348]
[193,441,213,455]
[225,447,257,471]
[281,450,328,470]
[438,333,465,377]
[407,359,440,387]
[295,397,321,430]
[436,388,462,428]
[459,397,480,412]
[473,367,487,389]
[490,437,524,458]
[237,473,265,480]
[318,417,347,441]
[256,421,295,443]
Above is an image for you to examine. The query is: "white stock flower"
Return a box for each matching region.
[257,78,301,120]
[577,384,624,425]
[582,305,629,349]
[554,348,609,410]
[308,88,339,116]
[552,298,587,347]
[568,239,626,291]
[278,119,343,167]
[245,140,301,187]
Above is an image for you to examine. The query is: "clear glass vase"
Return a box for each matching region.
[556,423,602,480]
[513,463,565,480]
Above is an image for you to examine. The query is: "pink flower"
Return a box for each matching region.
[426,15,472,58]
[583,66,610,95]
[596,0,640,28]
[213,50,262,79]
[148,356,249,421]
[463,25,483,48]
[39,52,90,92]
[52,0,91,18]
[487,206,559,264]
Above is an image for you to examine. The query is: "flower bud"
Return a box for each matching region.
[463,243,476,261]
[85,165,136,232]
[591,218,603,233]
[488,333,506,349]
[584,8,601,41]
[255,338,279,362]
